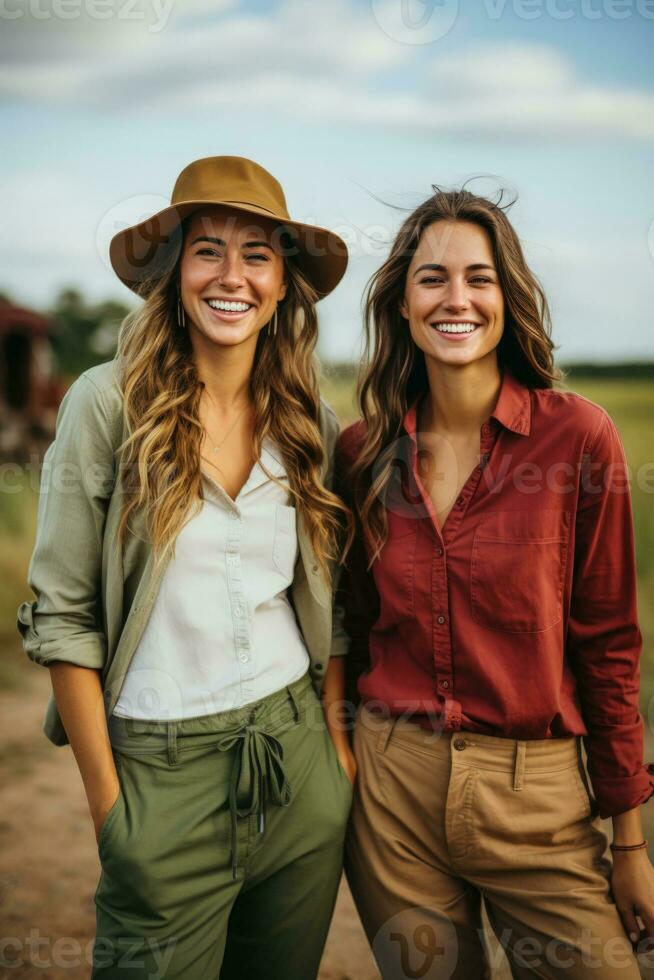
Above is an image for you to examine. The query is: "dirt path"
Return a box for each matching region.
[0,669,379,980]
[2,669,653,979]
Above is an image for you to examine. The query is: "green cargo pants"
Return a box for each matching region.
[92,671,353,980]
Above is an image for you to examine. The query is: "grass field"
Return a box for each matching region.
[3,375,653,712]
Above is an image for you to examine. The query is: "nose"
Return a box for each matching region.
[443,277,469,312]
[218,251,245,290]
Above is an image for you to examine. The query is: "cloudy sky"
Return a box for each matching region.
[2,0,653,362]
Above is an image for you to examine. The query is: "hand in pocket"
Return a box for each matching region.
[92,782,122,845]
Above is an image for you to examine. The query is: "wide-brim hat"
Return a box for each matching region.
[109,155,349,300]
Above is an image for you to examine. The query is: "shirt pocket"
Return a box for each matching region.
[470,509,570,633]
[272,503,299,581]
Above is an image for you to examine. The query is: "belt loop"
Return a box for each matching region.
[287,684,300,723]
[167,721,178,767]
[377,716,397,755]
[513,739,526,791]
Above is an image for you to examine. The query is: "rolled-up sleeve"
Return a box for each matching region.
[17,374,116,670]
[567,410,654,818]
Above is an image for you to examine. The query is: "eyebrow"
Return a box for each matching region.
[413,262,496,277]
[190,236,273,250]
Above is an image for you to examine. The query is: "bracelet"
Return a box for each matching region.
[610,840,648,852]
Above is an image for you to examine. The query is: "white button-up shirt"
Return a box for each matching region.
[112,437,310,720]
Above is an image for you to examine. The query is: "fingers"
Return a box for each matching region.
[618,903,641,944]
[640,908,654,944]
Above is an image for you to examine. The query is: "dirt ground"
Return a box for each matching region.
[2,670,653,979]
[0,670,380,980]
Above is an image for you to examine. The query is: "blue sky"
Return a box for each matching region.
[1,0,653,362]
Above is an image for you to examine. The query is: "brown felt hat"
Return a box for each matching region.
[109,155,348,299]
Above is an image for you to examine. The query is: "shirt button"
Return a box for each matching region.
[435,547,444,557]
[312,565,319,574]
[481,423,490,436]
[315,662,324,671]
[234,605,244,617]
[453,738,467,751]
[239,653,249,663]
[437,614,446,624]
[441,679,450,689]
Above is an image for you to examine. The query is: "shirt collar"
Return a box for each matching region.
[403,368,531,438]
[260,436,286,472]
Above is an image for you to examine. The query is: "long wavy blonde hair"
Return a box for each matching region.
[113,228,350,581]
[348,186,563,564]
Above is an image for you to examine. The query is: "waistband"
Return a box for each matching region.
[108,670,316,752]
[359,704,583,776]
[108,672,316,878]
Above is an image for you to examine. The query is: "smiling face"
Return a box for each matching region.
[178,206,288,348]
[400,220,505,368]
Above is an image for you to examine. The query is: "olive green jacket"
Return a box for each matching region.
[17,360,348,747]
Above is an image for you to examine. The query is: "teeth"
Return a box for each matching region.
[207,300,251,312]
[433,322,478,334]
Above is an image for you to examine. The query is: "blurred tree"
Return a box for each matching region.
[49,288,131,376]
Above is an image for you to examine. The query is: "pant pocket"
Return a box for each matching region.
[97,752,125,861]
[325,729,354,808]
[572,761,600,820]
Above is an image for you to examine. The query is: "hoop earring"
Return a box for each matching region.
[268,306,278,338]
[176,289,186,330]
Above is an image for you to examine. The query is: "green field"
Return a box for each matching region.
[3,376,653,713]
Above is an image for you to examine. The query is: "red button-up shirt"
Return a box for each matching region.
[334,368,653,818]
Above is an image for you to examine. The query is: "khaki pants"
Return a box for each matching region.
[92,672,353,980]
[346,704,646,979]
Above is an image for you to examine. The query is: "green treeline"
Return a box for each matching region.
[2,288,653,381]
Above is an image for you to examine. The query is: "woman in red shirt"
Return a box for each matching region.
[326,187,654,978]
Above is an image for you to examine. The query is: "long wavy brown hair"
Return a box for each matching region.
[113,220,351,581]
[349,185,563,564]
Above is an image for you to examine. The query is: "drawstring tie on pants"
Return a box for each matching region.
[216,721,292,878]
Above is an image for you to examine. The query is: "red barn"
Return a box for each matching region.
[0,299,63,460]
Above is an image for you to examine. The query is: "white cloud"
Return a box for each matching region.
[430,42,575,94]
[1,6,652,142]
[0,0,407,97]
[166,64,654,141]
[425,42,654,140]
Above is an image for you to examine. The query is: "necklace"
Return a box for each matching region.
[202,390,251,454]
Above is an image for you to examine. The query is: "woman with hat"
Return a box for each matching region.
[17,155,354,979]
